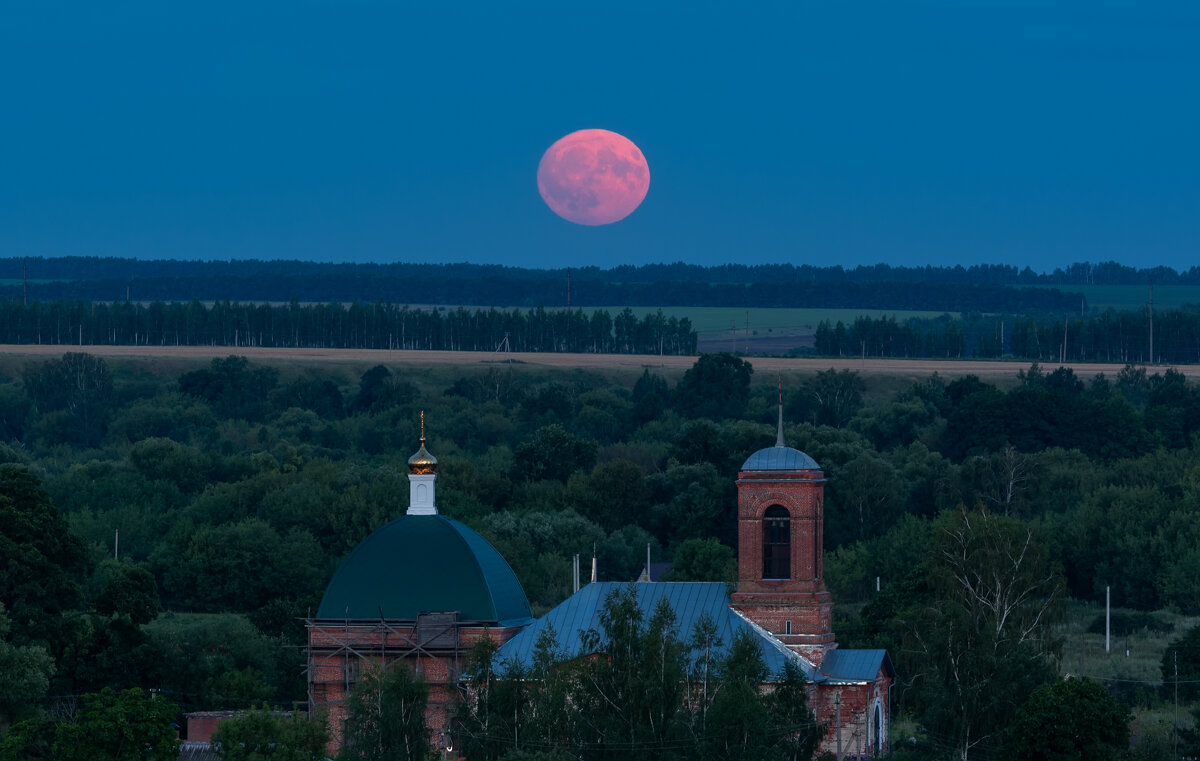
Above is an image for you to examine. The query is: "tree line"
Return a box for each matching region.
[0,256,1089,311]
[0,300,696,354]
[815,308,1200,363]
[6,255,1200,286]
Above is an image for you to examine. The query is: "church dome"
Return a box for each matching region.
[407,442,437,475]
[407,411,438,475]
[741,445,822,472]
[316,514,533,626]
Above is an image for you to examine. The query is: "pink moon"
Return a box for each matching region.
[537,129,650,226]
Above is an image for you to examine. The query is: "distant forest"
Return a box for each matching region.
[0,256,1143,312]
[0,300,698,355]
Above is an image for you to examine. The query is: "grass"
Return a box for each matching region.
[1038,285,1200,312]
[1058,600,1198,707]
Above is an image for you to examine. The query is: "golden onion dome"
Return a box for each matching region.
[408,412,437,475]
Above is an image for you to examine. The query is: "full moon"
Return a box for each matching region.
[537,129,650,226]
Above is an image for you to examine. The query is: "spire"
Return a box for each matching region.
[776,374,786,447]
[407,411,437,475]
[407,412,438,515]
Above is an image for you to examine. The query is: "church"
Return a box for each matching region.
[307,410,893,756]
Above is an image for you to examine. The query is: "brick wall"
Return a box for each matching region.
[307,620,526,755]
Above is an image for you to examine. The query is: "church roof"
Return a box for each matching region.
[740,445,822,472]
[316,514,533,626]
[818,649,895,683]
[494,582,818,681]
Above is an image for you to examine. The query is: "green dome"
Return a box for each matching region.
[317,515,533,626]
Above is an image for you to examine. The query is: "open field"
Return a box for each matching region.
[6,343,1200,380]
[1041,284,1200,312]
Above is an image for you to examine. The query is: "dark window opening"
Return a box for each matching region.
[763,505,790,579]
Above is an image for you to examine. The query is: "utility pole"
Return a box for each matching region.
[1174,649,1179,759]
[114,529,119,561]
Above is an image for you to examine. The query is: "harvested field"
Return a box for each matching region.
[2,344,1197,380]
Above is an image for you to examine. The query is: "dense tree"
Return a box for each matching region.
[339,664,429,761]
[179,356,279,420]
[631,369,670,423]
[675,354,753,420]
[22,352,114,446]
[0,465,87,650]
[92,562,161,624]
[353,365,417,413]
[0,714,56,761]
[0,603,55,727]
[513,424,597,483]
[212,708,330,761]
[52,688,179,761]
[145,613,288,709]
[1007,678,1130,761]
[794,368,865,428]
[895,508,1064,761]
[664,538,736,583]
[152,518,324,612]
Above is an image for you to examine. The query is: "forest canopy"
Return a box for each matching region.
[0,351,1198,759]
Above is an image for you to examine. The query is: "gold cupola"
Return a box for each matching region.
[408,411,438,475]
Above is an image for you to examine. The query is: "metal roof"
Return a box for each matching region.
[316,515,533,626]
[740,446,822,472]
[493,582,818,681]
[818,649,894,683]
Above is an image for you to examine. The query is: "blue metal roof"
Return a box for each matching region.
[493,582,817,681]
[818,649,894,683]
[740,446,822,472]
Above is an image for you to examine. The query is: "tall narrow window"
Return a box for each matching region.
[762,506,790,579]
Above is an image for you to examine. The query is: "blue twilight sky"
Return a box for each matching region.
[1,1,1197,272]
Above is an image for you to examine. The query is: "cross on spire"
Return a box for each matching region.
[776,374,786,447]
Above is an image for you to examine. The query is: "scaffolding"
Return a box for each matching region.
[305,611,468,728]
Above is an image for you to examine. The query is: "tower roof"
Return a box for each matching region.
[316,514,533,626]
[742,390,822,472]
[740,446,821,472]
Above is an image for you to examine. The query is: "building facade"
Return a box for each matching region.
[306,421,533,752]
[310,411,893,756]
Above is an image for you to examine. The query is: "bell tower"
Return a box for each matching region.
[730,403,835,665]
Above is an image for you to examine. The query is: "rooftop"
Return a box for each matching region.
[316,514,533,626]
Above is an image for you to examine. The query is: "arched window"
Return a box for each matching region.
[762,506,790,579]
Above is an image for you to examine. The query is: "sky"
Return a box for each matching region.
[1,1,1198,272]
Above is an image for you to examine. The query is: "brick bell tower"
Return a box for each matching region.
[730,401,835,665]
